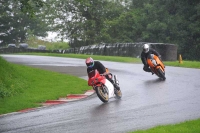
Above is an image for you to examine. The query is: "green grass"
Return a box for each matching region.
[0,56,90,114]
[0,57,28,98]
[164,60,200,69]
[130,118,200,133]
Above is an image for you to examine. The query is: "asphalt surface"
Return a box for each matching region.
[0,54,200,133]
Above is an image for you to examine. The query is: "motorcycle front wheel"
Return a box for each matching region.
[114,89,122,99]
[95,86,109,103]
[157,68,166,80]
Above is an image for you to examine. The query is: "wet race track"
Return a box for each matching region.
[0,55,200,133]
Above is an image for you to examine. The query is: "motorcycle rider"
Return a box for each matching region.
[85,57,120,91]
[141,44,162,74]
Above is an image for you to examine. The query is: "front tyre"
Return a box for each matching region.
[95,86,109,103]
[114,89,122,99]
[157,68,166,80]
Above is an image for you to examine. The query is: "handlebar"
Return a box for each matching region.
[100,72,112,76]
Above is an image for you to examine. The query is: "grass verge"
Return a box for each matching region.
[164,60,200,69]
[130,118,200,133]
[0,56,90,114]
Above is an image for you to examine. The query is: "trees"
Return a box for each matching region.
[0,0,48,46]
[127,0,200,60]
[38,0,200,60]
[17,0,45,17]
[174,0,200,60]
[1,0,199,60]
[44,0,126,47]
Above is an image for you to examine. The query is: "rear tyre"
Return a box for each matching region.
[95,86,109,103]
[157,68,166,80]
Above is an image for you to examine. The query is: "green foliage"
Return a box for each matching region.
[17,0,46,17]
[0,57,90,114]
[0,57,28,98]
[164,61,200,69]
[45,0,126,46]
[0,0,48,46]
[1,0,200,60]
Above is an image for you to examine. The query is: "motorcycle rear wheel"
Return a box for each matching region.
[95,86,109,103]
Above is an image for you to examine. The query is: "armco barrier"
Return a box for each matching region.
[0,42,178,61]
[65,42,178,61]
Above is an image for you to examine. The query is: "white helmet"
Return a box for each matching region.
[143,44,149,53]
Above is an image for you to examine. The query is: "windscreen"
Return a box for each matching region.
[88,70,96,78]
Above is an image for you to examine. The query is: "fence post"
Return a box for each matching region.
[179,54,183,64]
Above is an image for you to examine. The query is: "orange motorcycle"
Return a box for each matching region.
[147,54,166,80]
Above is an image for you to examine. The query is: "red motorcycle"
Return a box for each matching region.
[88,69,122,103]
[147,54,166,80]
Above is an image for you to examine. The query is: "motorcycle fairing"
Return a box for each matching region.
[104,79,115,98]
[88,69,115,98]
[88,70,106,86]
[147,54,165,73]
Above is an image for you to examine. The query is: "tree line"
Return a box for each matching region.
[0,0,200,60]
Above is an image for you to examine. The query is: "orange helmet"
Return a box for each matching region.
[85,57,94,68]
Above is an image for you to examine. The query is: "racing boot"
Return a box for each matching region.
[114,83,120,91]
[113,83,122,97]
[149,69,154,75]
[108,77,120,91]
